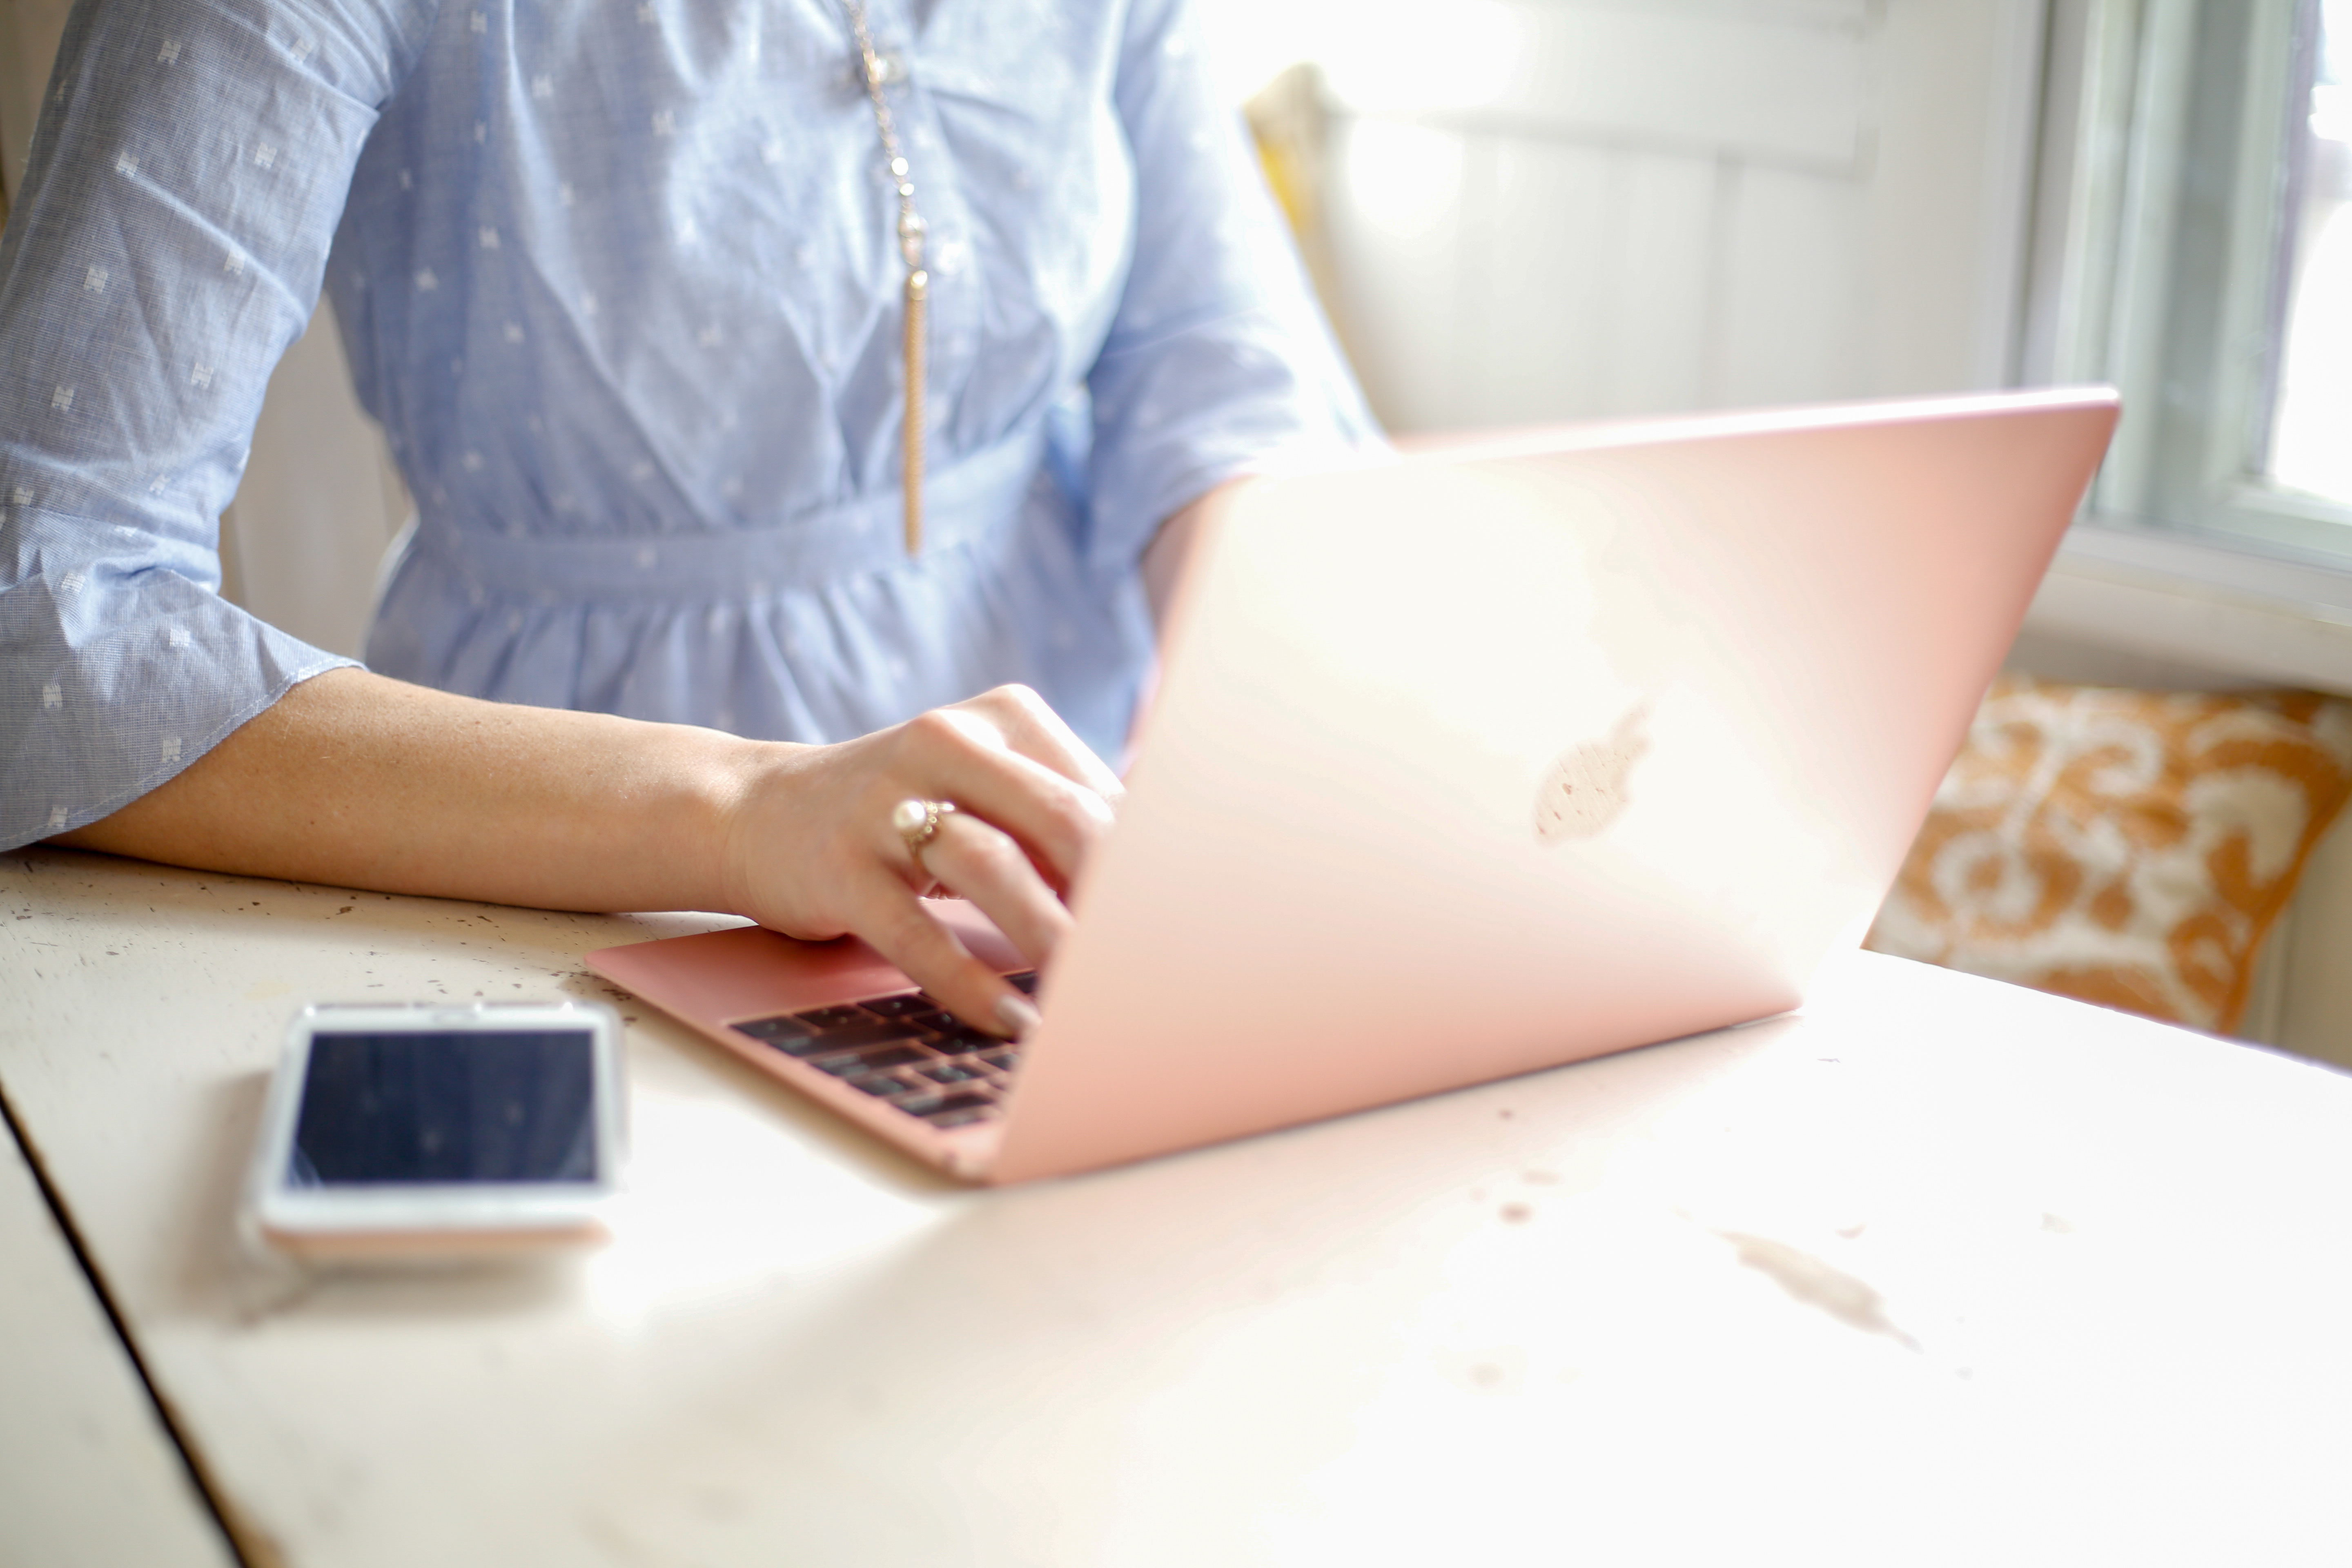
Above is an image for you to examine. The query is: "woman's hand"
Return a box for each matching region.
[719,685,1124,1038]
[56,671,1121,1040]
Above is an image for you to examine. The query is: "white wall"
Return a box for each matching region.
[225,309,409,659]
[1202,0,2050,433]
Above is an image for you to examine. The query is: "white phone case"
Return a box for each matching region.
[241,1000,626,1262]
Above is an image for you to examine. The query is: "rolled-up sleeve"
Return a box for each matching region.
[0,0,433,850]
[1080,0,1381,576]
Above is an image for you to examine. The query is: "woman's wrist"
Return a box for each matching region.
[708,734,815,921]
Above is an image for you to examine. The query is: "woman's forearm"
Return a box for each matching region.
[53,667,768,915]
[50,668,1120,1034]
[63,473,1227,907]
[1143,481,1237,631]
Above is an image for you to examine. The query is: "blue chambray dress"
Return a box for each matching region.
[0,0,1374,850]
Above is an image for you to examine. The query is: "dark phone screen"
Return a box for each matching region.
[289,1031,599,1187]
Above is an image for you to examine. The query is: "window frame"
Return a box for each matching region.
[2049,0,2352,563]
[2024,0,2352,693]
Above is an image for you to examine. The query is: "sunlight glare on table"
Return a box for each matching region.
[583,1087,946,1323]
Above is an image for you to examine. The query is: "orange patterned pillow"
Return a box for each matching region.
[1866,677,2352,1034]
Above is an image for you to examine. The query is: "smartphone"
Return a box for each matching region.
[243,1001,626,1261]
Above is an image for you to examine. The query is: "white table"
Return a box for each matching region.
[0,1090,235,1567]
[7,842,2352,1567]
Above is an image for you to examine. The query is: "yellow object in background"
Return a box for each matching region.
[1256,138,1309,238]
[1243,63,1357,374]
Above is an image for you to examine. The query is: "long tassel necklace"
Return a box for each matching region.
[842,0,927,557]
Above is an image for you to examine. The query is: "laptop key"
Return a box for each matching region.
[811,1044,931,1076]
[858,993,935,1019]
[794,1018,931,1051]
[792,1004,871,1030]
[732,1014,815,1043]
[898,1092,999,1123]
[844,1072,916,1099]
[978,1048,1019,1073]
[927,1024,998,1055]
[760,1034,846,1060]
[920,1062,984,1085]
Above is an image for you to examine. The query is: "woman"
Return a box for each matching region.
[0,0,1375,1033]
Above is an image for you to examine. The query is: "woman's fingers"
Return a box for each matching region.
[720,685,1124,1036]
[854,873,1043,1039]
[914,807,1076,969]
[962,684,1126,801]
[896,692,1119,891]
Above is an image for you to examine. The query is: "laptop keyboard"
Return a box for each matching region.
[728,970,1037,1129]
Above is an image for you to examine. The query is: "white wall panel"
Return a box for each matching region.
[1309,0,1870,170]
[1303,0,2048,433]
[1864,0,2051,392]
[1715,165,1866,408]
[1455,138,1720,426]
[1461,137,1614,428]
[221,304,406,659]
[1327,118,1473,431]
[1604,150,1720,415]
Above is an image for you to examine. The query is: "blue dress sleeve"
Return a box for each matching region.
[0,0,438,851]
[1082,0,1381,576]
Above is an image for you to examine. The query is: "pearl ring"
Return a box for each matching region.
[891,797,956,868]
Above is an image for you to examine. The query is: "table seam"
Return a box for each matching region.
[0,1078,261,1568]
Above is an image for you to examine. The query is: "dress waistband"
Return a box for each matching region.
[407,430,1048,602]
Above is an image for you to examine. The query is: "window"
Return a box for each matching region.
[2269,1,2352,503]
[2047,0,2352,571]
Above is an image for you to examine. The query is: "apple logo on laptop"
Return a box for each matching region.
[1534,704,1649,845]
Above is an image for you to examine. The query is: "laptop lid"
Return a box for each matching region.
[985,388,2119,1182]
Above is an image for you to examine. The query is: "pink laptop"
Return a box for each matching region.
[588,388,2120,1184]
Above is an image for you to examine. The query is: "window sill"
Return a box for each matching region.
[2022,520,2352,697]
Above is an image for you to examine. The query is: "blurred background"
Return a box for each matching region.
[0,0,2053,661]
[3,0,2348,684]
[5,0,2352,1051]
[1208,0,2043,433]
